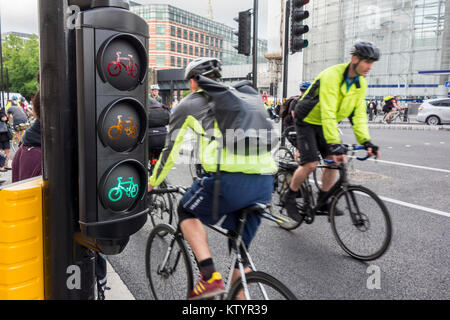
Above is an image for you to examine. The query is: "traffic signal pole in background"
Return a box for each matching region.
[233,0,259,90]
[282,0,310,100]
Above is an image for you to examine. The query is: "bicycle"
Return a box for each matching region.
[271,145,392,261]
[385,108,409,124]
[146,185,297,300]
[107,51,139,79]
[108,115,139,141]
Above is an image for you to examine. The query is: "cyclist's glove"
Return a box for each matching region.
[363,141,379,156]
[329,144,347,156]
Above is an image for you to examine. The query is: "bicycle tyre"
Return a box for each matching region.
[270,171,302,231]
[330,185,392,261]
[226,271,297,300]
[273,146,294,162]
[148,181,174,231]
[145,223,194,300]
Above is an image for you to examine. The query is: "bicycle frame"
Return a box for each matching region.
[302,146,369,225]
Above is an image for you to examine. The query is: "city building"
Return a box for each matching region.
[130,3,268,70]
[1,31,35,42]
[302,0,449,99]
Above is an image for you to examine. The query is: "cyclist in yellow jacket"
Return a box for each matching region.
[283,42,381,222]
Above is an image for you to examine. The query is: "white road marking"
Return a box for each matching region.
[378,196,450,219]
[311,181,450,219]
[353,157,450,174]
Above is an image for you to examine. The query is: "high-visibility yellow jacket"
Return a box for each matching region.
[295,62,371,145]
[149,91,277,187]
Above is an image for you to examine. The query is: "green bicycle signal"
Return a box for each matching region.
[108,177,139,202]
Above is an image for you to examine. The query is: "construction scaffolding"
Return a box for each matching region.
[302,0,449,98]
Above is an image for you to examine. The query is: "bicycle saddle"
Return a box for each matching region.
[278,159,298,171]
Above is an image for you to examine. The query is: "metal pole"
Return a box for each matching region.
[39,0,95,300]
[0,8,4,109]
[282,0,290,100]
[5,67,9,100]
[281,0,291,147]
[253,0,258,90]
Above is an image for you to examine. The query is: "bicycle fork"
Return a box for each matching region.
[158,234,182,276]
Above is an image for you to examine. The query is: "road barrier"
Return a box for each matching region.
[0,177,44,300]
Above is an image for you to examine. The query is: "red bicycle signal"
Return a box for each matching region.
[107,51,139,79]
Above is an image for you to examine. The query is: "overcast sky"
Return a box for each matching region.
[0,0,268,38]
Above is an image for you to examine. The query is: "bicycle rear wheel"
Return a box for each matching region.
[146,224,194,300]
[226,271,297,300]
[270,171,302,231]
[273,146,294,162]
[330,185,392,261]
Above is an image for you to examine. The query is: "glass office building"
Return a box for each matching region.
[130,3,268,70]
[302,0,449,98]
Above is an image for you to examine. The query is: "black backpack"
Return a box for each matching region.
[148,97,170,128]
[196,75,278,155]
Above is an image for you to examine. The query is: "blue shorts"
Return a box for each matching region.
[180,172,273,247]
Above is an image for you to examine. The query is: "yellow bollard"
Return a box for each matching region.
[0,177,44,300]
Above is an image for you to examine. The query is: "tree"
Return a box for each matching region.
[1,33,39,101]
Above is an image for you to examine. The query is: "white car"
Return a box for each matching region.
[417,98,450,126]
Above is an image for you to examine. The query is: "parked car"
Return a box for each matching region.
[417,98,450,126]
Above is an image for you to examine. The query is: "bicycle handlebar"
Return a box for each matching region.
[323,145,371,164]
[150,186,187,195]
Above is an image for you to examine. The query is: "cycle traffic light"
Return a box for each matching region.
[233,10,252,56]
[75,0,149,255]
[291,0,310,53]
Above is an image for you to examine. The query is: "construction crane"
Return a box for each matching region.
[207,0,213,20]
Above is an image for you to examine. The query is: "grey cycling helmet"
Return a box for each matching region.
[351,42,381,61]
[185,57,222,80]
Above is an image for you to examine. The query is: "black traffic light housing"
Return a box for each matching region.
[291,0,310,53]
[75,0,149,255]
[233,10,252,56]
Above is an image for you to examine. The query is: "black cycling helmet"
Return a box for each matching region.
[185,57,222,80]
[351,42,381,62]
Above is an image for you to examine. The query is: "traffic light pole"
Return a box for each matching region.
[281,0,291,147]
[252,0,258,90]
[39,0,95,300]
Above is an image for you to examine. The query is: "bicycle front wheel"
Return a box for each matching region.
[330,185,392,261]
[227,271,297,300]
[146,224,194,300]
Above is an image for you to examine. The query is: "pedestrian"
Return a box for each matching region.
[367,98,377,121]
[12,90,42,182]
[150,84,162,104]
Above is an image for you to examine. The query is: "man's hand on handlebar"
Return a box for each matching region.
[363,141,381,159]
[328,144,347,164]
[148,183,153,193]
